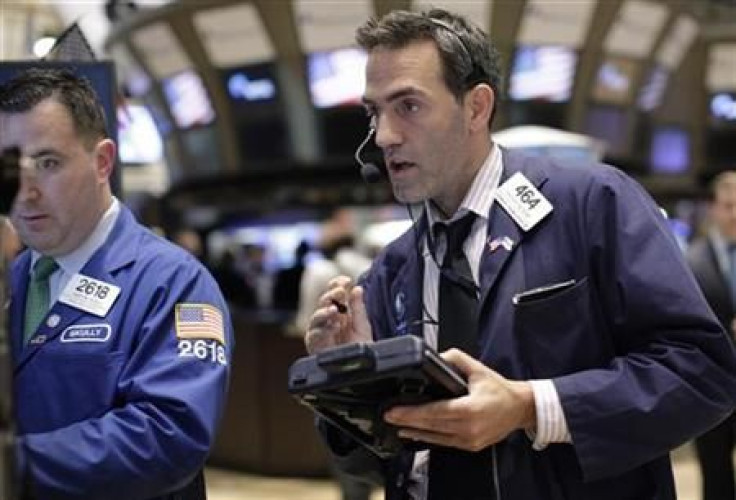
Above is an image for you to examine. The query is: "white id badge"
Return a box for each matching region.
[59,273,121,317]
[496,172,553,231]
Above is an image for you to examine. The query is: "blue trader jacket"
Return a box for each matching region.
[9,206,234,499]
[324,149,736,500]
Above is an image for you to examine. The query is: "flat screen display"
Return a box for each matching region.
[649,126,689,174]
[117,103,163,165]
[308,47,367,108]
[592,57,638,105]
[162,70,215,129]
[509,45,577,102]
[222,62,278,105]
[710,92,736,126]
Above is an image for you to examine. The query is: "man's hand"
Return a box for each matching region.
[384,349,536,451]
[304,276,373,354]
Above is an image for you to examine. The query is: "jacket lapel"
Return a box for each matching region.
[479,151,550,307]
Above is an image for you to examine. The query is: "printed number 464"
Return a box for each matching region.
[515,185,540,210]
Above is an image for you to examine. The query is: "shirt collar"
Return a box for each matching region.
[426,141,503,228]
[31,197,121,276]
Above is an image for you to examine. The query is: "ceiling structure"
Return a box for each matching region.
[1,0,736,204]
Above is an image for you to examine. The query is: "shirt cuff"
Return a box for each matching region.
[527,379,572,451]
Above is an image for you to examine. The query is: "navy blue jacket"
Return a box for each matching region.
[325,150,736,499]
[10,206,234,499]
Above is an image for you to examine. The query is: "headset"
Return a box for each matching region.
[354,123,381,184]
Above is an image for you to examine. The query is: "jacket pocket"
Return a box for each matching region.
[20,348,126,430]
[514,277,610,378]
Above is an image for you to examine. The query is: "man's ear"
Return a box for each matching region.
[94,138,116,182]
[466,83,494,133]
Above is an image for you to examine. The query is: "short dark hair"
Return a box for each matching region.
[0,68,108,148]
[356,8,503,126]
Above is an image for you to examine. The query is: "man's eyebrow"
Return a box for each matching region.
[29,149,60,158]
[363,87,424,107]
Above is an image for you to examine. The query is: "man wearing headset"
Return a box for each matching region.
[304,8,736,500]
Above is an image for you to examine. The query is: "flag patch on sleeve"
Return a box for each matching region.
[175,303,225,345]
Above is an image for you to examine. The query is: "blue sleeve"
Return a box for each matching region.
[554,168,736,480]
[19,261,234,499]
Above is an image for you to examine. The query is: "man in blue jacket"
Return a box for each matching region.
[304,8,736,500]
[0,68,233,499]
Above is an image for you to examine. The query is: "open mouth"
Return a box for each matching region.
[388,161,416,174]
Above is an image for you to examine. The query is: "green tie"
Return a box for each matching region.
[24,256,58,343]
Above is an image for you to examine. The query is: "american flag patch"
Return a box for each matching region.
[175,304,225,344]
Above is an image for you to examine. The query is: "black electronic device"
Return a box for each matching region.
[288,335,467,458]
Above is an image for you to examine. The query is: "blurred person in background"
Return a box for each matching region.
[294,209,372,333]
[273,240,310,311]
[686,171,736,500]
[0,67,233,499]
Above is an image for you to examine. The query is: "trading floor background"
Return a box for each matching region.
[1,0,735,498]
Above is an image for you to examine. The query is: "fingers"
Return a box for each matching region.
[383,354,522,451]
[349,286,373,343]
[441,348,492,381]
[305,276,373,353]
[384,398,483,450]
[304,305,342,354]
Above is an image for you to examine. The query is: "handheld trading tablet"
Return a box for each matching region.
[288,336,468,458]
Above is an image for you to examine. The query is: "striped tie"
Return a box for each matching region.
[24,256,58,344]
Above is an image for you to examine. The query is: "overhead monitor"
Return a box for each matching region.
[222,62,278,105]
[710,92,736,126]
[509,45,577,102]
[308,47,367,108]
[142,91,174,137]
[592,57,638,105]
[649,126,690,174]
[117,103,163,165]
[162,70,215,129]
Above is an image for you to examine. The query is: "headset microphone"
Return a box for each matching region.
[354,127,382,184]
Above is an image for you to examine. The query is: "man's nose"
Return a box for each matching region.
[15,166,40,202]
[374,116,401,151]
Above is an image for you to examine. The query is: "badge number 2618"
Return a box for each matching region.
[178,339,227,366]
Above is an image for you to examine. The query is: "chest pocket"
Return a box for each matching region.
[513,277,611,378]
[20,331,126,431]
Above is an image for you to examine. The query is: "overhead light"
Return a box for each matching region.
[33,36,57,58]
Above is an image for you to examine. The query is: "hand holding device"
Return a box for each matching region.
[289,336,468,458]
